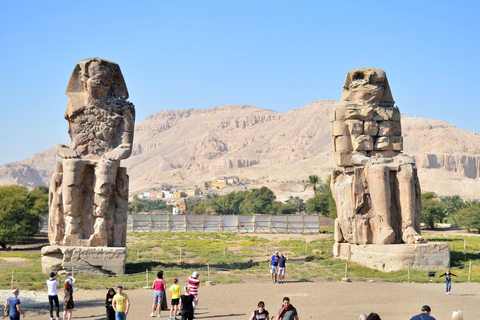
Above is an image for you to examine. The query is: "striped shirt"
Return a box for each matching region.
[188,276,200,296]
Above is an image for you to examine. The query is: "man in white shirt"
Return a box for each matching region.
[46,272,60,320]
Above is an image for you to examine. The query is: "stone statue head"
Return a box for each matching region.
[340,68,393,106]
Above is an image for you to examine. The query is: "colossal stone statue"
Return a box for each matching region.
[48,58,134,247]
[331,68,426,245]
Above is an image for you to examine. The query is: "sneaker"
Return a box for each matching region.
[158,315,164,318]
[151,313,155,317]
[57,318,62,320]
[447,292,450,295]
[51,318,54,320]
[193,316,197,319]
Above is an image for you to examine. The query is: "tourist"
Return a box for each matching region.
[112,285,130,320]
[270,251,279,284]
[275,297,298,320]
[4,289,25,320]
[63,276,76,320]
[249,301,270,320]
[366,313,381,320]
[188,272,200,318]
[169,278,181,320]
[277,253,289,284]
[438,268,458,294]
[358,314,368,320]
[410,305,436,320]
[179,286,198,320]
[46,272,61,320]
[105,288,116,320]
[452,310,463,320]
[151,270,167,318]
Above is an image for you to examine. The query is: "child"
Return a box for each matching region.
[169,278,181,320]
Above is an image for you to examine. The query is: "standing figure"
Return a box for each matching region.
[151,270,167,318]
[179,286,197,320]
[169,278,181,320]
[249,301,270,320]
[4,289,25,320]
[105,288,116,320]
[270,251,279,284]
[331,68,426,245]
[46,272,61,320]
[410,305,436,320]
[51,58,134,247]
[112,285,130,320]
[277,253,289,284]
[187,272,200,318]
[438,268,458,294]
[63,276,76,320]
[274,297,298,320]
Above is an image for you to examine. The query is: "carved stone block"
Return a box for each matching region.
[364,121,379,136]
[331,120,348,136]
[346,120,364,135]
[353,135,373,151]
[335,135,352,151]
[378,121,393,136]
[374,136,391,150]
[392,136,403,151]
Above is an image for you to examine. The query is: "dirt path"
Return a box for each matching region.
[13,280,480,320]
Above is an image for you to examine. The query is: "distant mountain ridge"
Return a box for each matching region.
[1,100,479,200]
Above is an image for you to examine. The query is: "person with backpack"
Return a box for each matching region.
[249,301,270,320]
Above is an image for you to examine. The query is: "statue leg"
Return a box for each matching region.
[365,164,395,244]
[91,159,119,245]
[397,164,426,244]
[61,159,87,243]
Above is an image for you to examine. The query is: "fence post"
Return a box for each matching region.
[207,264,210,282]
[464,239,466,250]
[408,264,411,283]
[344,261,348,279]
[305,243,308,254]
[180,248,182,261]
[468,261,472,282]
[72,266,74,278]
[146,269,149,287]
[11,269,14,290]
[223,246,226,258]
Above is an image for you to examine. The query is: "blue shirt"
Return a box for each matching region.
[278,257,287,268]
[8,296,20,317]
[271,254,279,266]
[410,313,436,320]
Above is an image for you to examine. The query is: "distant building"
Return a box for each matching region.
[212,178,227,189]
[185,189,198,197]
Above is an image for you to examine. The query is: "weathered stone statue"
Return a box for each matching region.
[331,68,426,245]
[48,58,134,247]
[176,198,187,215]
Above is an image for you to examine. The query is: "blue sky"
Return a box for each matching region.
[1,1,479,165]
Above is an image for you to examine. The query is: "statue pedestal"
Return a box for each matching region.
[333,242,450,271]
[41,246,126,275]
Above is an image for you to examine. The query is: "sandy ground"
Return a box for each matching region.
[6,280,480,320]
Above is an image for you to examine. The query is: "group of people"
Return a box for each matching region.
[249,297,299,320]
[358,305,464,320]
[270,251,289,284]
[149,270,200,320]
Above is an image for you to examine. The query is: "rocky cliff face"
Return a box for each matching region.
[1,100,479,199]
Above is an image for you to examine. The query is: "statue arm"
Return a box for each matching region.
[55,143,79,159]
[104,106,135,161]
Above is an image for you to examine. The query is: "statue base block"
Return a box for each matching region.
[41,246,126,275]
[333,242,450,272]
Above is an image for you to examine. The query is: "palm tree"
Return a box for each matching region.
[304,175,321,194]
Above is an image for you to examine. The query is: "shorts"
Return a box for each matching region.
[192,294,198,308]
[171,298,179,306]
[270,265,278,274]
[154,290,164,304]
[278,267,285,275]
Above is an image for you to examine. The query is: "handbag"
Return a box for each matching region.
[3,302,9,317]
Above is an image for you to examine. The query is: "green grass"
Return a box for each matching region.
[2,231,480,290]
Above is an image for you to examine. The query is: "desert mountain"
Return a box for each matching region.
[1,100,479,200]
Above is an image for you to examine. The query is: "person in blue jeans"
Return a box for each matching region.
[4,289,25,320]
[438,268,458,294]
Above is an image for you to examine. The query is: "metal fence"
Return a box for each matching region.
[39,214,320,234]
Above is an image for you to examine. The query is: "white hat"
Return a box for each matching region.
[192,271,199,278]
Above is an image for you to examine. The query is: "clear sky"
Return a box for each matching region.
[1,1,479,165]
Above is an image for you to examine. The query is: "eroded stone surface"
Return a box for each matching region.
[41,246,126,275]
[331,68,425,245]
[48,58,134,248]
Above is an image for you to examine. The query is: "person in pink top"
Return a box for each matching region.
[151,270,167,318]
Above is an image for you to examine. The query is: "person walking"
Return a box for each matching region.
[46,272,61,320]
[63,276,76,320]
[438,268,458,294]
[277,253,289,284]
[112,285,130,320]
[274,297,298,320]
[105,288,116,320]
[187,272,200,318]
[169,278,181,320]
[270,251,279,284]
[179,286,198,320]
[410,305,436,320]
[4,289,25,320]
[151,271,167,318]
[249,301,270,320]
